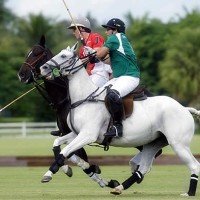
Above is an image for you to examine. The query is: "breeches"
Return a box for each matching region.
[103,76,140,97]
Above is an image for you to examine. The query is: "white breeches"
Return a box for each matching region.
[103,76,140,97]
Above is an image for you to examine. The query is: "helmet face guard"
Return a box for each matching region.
[102,18,125,33]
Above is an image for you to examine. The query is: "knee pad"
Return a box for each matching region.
[106,89,121,103]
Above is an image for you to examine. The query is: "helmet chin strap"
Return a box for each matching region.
[78,29,89,42]
[79,28,86,34]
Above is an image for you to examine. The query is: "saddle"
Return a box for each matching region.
[105,85,147,119]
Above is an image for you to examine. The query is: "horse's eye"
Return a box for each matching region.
[61,54,67,58]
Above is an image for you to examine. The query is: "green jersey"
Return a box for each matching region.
[104,33,140,78]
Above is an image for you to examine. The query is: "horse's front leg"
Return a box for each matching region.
[42,130,99,183]
[41,132,77,182]
[51,132,90,177]
[51,133,76,178]
[42,129,119,188]
[70,156,120,188]
[56,129,97,172]
[41,131,90,178]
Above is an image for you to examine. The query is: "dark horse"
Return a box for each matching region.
[18,35,118,187]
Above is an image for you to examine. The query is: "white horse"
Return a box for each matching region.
[40,44,200,196]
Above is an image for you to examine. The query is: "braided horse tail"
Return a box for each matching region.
[187,107,200,119]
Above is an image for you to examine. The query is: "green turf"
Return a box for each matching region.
[0,135,199,156]
[0,166,199,200]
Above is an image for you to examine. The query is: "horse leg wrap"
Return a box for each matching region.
[68,154,89,170]
[87,172,108,188]
[187,174,198,196]
[52,146,61,159]
[83,165,108,187]
[122,171,143,190]
[49,154,65,174]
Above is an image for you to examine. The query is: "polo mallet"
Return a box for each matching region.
[62,0,86,45]
[0,82,44,113]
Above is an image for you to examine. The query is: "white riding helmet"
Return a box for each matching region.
[67,16,91,30]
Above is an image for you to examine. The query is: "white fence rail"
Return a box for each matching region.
[0,122,58,137]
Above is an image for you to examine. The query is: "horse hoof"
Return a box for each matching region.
[66,166,73,177]
[110,188,122,195]
[41,176,52,183]
[107,179,120,188]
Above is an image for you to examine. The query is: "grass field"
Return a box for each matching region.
[0,135,200,199]
[0,134,200,156]
[0,166,199,200]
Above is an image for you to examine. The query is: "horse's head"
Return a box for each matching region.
[18,35,53,84]
[40,42,83,79]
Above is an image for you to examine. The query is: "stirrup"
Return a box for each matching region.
[104,127,118,137]
[104,123,123,138]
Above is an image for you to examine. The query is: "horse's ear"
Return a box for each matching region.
[71,41,79,52]
[39,35,46,47]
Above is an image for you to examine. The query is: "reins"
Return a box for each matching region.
[68,84,108,137]
[33,79,69,109]
[24,44,71,109]
[54,56,86,75]
[70,87,105,109]
[48,52,96,77]
[33,80,51,104]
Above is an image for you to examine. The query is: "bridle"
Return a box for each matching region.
[24,45,48,79]
[50,53,85,75]
[50,51,96,76]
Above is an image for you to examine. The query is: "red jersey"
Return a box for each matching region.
[79,33,105,75]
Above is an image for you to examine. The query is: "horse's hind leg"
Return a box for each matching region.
[111,136,168,195]
[129,135,168,174]
[171,142,200,196]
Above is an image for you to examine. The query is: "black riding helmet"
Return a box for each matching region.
[102,18,125,33]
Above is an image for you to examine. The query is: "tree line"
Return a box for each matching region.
[0,0,200,121]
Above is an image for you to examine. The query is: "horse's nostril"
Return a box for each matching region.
[42,65,48,70]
